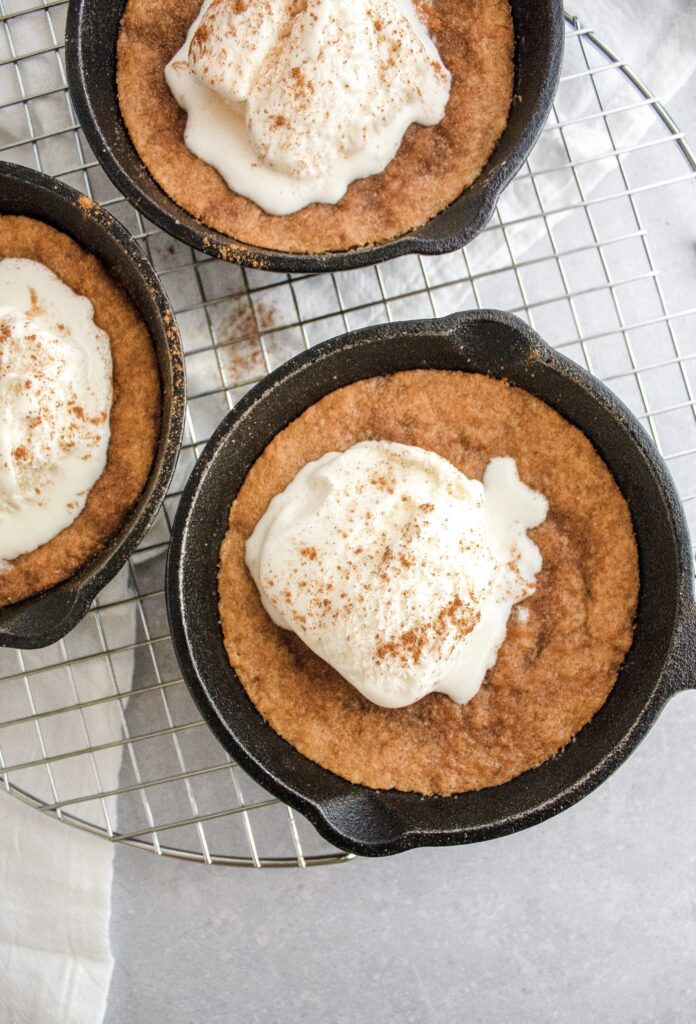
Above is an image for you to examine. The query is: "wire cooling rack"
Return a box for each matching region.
[0,4,694,868]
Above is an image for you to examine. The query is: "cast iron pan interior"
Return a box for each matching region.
[0,161,185,649]
[65,0,565,273]
[167,311,696,857]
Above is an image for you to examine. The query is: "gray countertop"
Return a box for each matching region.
[104,76,696,1024]
[106,694,696,1024]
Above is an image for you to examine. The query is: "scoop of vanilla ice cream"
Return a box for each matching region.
[244,0,451,179]
[188,0,289,104]
[167,0,451,213]
[0,259,112,563]
[246,441,548,709]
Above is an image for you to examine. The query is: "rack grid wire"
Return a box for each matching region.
[0,3,694,867]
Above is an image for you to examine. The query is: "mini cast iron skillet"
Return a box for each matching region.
[167,311,696,857]
[0,161,185,649]
[65,0,564,274]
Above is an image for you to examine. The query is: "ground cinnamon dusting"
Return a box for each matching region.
[116,0,514,253]
[0,216,161,607]
[218,371,639,796]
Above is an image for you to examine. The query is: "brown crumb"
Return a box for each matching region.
[220,299,275,384]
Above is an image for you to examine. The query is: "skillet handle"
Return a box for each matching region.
[669,604,696,693]
[0,582,87,650]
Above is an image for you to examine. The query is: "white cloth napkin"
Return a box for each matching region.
[571,0,696,101]
[467,3,696,278]
[0,631,133,1023]
[0,794,113,1024]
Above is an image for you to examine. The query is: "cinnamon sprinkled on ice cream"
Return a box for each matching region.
[246,440,547,708]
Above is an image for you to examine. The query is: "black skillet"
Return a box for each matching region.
[0,161,185,649]
[166,310,695,857]
[65,0,565,273]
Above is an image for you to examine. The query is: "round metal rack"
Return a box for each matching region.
[0,4,694,867]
